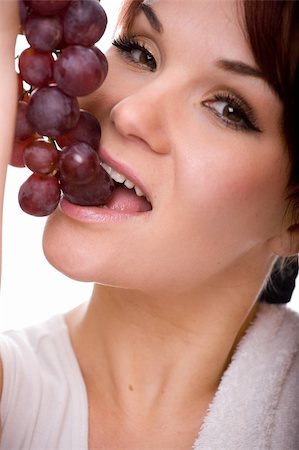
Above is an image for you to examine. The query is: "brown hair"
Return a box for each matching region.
[243,1,299,205]
[242,1,299,303]
[116,0,299,303]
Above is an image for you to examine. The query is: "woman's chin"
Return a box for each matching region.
[42,210,136,288]
[42,210,97,283]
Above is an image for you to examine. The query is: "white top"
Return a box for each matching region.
[0,303,299,450]
[0,314,88,450]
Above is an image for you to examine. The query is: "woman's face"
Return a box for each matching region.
[44,0,289,297]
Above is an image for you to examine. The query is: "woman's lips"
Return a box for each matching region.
[98,145,152,205]
[58,146,153,223]
[59,196,152,224]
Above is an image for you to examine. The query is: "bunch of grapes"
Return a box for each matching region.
[12,0,115,217]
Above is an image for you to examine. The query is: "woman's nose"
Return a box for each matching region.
[110,86,170,154]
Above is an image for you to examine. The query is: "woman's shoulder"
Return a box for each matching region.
[194,304,299,449]
[254,304,299,448]
[0,314,88,449]
[233,303,299,384]
[240,302,299,354]
[0,314,69,401]
[0,314,69,365]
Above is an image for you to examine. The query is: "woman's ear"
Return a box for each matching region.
[269,223,299,257]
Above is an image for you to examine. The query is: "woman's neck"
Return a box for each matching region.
[65,283,259,419]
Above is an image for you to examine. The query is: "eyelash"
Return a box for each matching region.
[112,35,261,133]
[202,92,262,133]
[112,35,157,71]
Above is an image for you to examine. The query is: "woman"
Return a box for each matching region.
[0,0,298,449]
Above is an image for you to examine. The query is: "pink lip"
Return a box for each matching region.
[98,146,151,202]
[59,198,151,224]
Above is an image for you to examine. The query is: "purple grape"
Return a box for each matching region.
[24,140,59,174]
[54,45,107,97]
[60,166,115,206]
[58,142,100,185]
[56,109,101,150]
[10,136,36,168]
[18,173,61,216]
[91,45,109,78]
[27,86,80,137]
[19,48,54,87]
[19,0,30,25]
[15,101,34,140]
[63,0,107,47]
[15,0,112,217]
[29,0,70,16]
[24,14,63,52]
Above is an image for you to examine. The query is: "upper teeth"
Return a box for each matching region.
[101,162,146,198]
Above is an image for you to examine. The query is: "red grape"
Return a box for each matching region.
[24,14,63,52]
[24,140,59,174]
[10,136,36,168]
[14,0,113,217]
[54,45,107,97]
[90,45,109,80]
[59,142,100,185]
[15,101,34,140]
[56,109,101,150]
[19,0,29,25]
[18,173,61,216]
[27,86,80,137]
[63,0,107,47]
[60,167,115,206]
[19,48,54,87]
[29,0,70,16]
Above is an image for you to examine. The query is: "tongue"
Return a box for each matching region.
[104,184,151,212]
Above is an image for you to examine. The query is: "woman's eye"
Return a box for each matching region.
[130,48,156,68]
[112,37,157,71]
[214,101,243,123]
[202,95,261,133]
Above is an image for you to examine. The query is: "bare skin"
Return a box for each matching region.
[65,288,259,449]
[0,1,18,278]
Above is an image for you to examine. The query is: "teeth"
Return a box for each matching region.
[101,162,112,174]
[124,179,134,189]
[110,168,126,184]
[135,186,144,197]
[101,161,146,198]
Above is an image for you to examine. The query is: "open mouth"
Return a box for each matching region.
[100,162,152,213]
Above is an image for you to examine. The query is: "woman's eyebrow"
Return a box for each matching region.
[138,6,267,84]
[216,59,264,80]
[139,3,164,33]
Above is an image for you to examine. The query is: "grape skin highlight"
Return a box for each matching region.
[63,0,107,47]
[54,45,107,97]
[60,167,115,206]
[19,48,54,88]
[27,86,80,137]
[18,173,61,217]
[59,142,101,185]
[24,140,60,175]
[24,14,63,52]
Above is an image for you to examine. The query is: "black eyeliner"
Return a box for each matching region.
[215,92,261,133]
[112,35,157,71]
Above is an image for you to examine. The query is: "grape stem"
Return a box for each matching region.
[48,136,59,151]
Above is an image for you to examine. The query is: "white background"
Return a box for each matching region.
[0,0,298,331]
